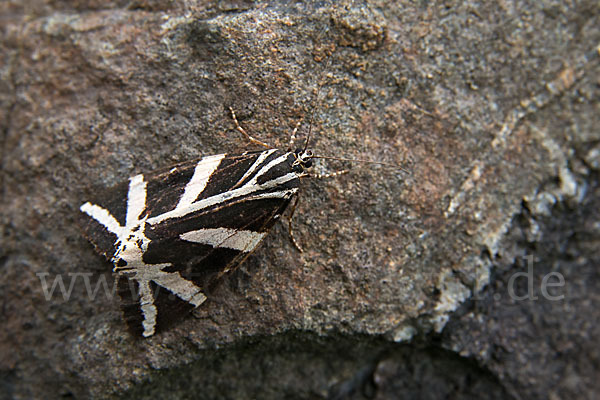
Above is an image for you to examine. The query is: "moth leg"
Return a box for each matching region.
[229,107,272,149]
[289,117,303,150]
[286,194,303,252]
[307,169,350,180]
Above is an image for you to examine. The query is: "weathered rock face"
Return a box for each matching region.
[1,0,598,398]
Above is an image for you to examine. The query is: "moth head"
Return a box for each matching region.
[292,149,313,170]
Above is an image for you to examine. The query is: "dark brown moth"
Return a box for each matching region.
[80,147,314,337]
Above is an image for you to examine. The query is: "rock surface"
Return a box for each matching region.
[1,0,598,398]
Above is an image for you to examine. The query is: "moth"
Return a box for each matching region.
[79,105,324,337]
[79,99,405,338]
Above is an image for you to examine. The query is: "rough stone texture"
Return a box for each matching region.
[442,178,600,400]
[0,0,598,399]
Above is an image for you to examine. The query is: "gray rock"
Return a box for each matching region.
[1,0,598,398]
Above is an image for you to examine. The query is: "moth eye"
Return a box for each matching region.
[116,259,127,268]
[304,160,313,168]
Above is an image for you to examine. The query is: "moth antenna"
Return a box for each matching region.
[311,155,411,175]
[303,46,335,152]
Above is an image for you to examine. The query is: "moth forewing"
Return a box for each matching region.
[79,148,311,337]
